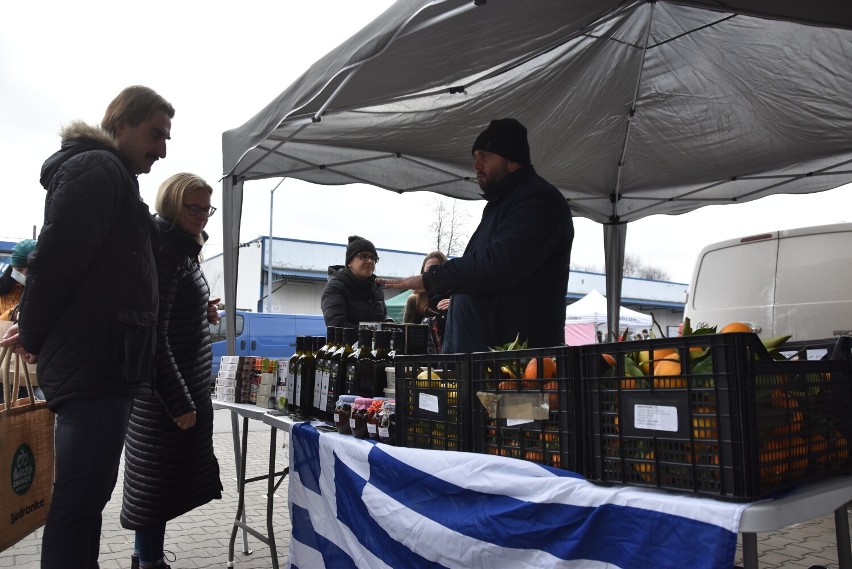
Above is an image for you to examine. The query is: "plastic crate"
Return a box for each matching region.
[469,346,581,472]
[580,333,852,500]
[777,337,852,361]
[394,353,471,451]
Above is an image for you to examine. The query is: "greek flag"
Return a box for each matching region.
[287,423,745,569]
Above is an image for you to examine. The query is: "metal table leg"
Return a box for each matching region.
[228,413,253,568]
[836,503,852,569]
[741,532,758,569]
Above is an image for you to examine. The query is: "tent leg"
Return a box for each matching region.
[603,222,627,341]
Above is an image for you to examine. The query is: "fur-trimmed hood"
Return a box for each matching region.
[60,120,116,148]
[40,120,125,190]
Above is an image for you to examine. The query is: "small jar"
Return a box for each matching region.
[350,397,372,439]
[366,398,387,441]
[335,395,358,435]
[378,400,396,445]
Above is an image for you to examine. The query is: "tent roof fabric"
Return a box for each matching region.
[219,0,852,345]
[223,0,852,225]
[565,289,652,327]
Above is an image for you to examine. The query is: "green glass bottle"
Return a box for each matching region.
[346,328,373,396]
[286,336,305,414]
[327,327,356,414]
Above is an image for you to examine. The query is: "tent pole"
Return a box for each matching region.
[222,176,244,356]
[604,222,627,341]
[266,178,285,313]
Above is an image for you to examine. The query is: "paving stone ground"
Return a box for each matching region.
[1,409,848,568]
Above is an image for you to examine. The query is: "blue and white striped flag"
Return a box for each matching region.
[287,423,745,569]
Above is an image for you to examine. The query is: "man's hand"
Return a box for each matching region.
[378,275,426,292]
[207,298,221,325]
[174,410,197,430]
[0,323,38,363]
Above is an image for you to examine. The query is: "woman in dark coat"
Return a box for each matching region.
[403,250,450,350]
[121,173,222,569]
[321,235,387,328]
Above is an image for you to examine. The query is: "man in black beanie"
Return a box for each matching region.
[382,118,573,353]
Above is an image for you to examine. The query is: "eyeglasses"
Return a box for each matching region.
[183,204,217,217]
[356,252,379,264]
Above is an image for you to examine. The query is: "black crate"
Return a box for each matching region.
[580,334,852,500]
[469,346,580,472]
[394,353,471,451]
[776,337,852,361]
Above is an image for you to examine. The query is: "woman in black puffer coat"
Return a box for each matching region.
[321,235,387,328]
[121,173,222,569]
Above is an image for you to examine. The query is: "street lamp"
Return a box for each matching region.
[267,178,285,313]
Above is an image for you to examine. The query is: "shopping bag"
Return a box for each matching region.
[0,345,54,552]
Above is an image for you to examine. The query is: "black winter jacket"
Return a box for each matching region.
[121,217,222,528]
[423,166,573,353]
[321,266,387,328]
[19,122,158,410]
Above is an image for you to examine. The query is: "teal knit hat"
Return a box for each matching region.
[10,239,37,268]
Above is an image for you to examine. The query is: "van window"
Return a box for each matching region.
[775,232,852,304]
[208,313,244,343]
[691,240,776,310]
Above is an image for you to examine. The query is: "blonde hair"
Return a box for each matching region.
[101,86,174,137]
[155,173,213,245]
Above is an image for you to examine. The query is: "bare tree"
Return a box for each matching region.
[570,254,670,280]
[429,197,470,256]
[623,253,671,281]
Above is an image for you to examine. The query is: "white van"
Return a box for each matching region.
[684,222,852,341]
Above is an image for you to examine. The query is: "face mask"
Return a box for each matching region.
[10,269,26,286]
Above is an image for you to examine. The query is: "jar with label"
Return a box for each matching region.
[335,395,358,435]
[366,398,386,441]
[378,400,396,445]
[350,397,372,439]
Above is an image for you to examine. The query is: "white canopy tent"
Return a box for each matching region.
[220,0,852,352]
[565,289,652,345]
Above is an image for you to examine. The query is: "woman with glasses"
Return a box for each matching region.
[121,173,222,569]
[403,250,450,352]
[321,235,388,329]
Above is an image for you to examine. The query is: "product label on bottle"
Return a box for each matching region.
[286,364,296,405]
[367,423,377,435]
[379,427,389,438]
[326,367,338,408]
[346,364,356,393]
[294,369,302,410]
[313,362,325,409]
[334,413,340,423]
[317,366,330,410]
[349,418,357,429]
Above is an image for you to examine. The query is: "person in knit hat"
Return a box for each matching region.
[381,118,574,353]
[321,235,387,328]
[0,238,37,321]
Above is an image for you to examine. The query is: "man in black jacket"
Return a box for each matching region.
[0,85,173,569]
[382,118,573,353]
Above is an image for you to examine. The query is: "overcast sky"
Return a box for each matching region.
[2,0,849,284]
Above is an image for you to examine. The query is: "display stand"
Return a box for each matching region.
[214,403,852,568]
[738,476,852,569]
[212,400,288,569]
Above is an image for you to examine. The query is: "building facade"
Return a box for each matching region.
[201,236,688,337]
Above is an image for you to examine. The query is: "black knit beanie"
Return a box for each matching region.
[471,118,531,165]
[345,235,377,264]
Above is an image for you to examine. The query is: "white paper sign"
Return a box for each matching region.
[634,404,678,432]
[506,418,534,427]
[419,393,439,413]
